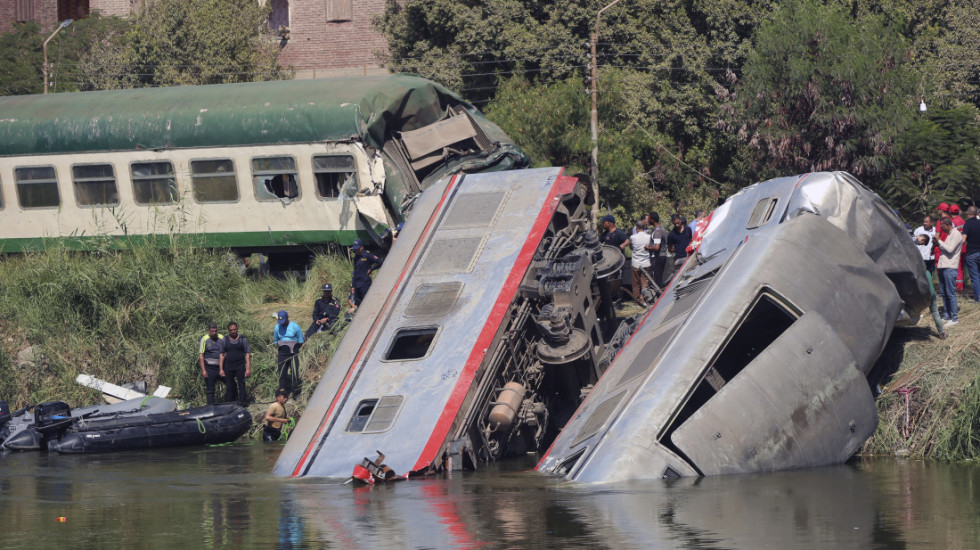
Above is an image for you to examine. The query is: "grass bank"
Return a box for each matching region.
[0,241,354,436]
[864,297,980,461]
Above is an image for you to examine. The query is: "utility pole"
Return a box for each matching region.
[43,19,73,94]
[590,0,623,215]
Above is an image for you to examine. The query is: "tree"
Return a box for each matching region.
[724,0,918,188]
[80,0,290,89]
[880,105,980,215]
[0,22,43,95]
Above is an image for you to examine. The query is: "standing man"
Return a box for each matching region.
[599,214,629,248]
[349,239,383,308]
[219,322,251,406]
[688,210,706,235]
[306,283,342,338]
[628,220,654,307]
[273,310,304,397]
[198,322,224,406]
[263,388,290,442]
[914,215,937,273]
[648,212,668,287]
[962,206,980,303]
[631,213,650,235]
[935,217,963,325]
[666,214,693,268]
[950,205,967,292]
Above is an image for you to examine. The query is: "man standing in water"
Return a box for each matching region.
[264,388,290,442]
[273,310,304,397]
[219,322,251,406]
[198,322,224,405]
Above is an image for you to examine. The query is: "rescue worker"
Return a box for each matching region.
[263,388,290,442]
[306,283,342,338]
[198,322,224,405]
[273,310,304,397]
[349,239,383,308]
[219,322,251,406]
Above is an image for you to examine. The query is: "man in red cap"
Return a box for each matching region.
[950,205,966,291]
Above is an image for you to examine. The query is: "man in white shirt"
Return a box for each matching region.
[913,215,936,273]
[935,216,962,324]
[629,220,654,307]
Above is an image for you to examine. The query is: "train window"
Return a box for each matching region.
[131,162,177,205]
[190,159,238,203]
[384,327,438,361]
[252,156,298,201]
[72,164,119,206]
[312,154,356,199]
[14,166,60,208]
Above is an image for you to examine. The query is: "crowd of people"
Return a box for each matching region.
[195,236,387,441]
[600,211,708,307]
[913,203,980,339]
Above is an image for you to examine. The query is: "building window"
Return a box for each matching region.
[16,0,35,22]
[58,0,89,22]
[131,162,178,205]
[72,164,119,206]
[15,166,60,209]
[269,0,289,31]
[252,156,298,200]
[190,159,239,203]
[312,155,356,199]
[325,0,352,22]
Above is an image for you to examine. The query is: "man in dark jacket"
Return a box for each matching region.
[306,283,342,338]
[349,239,383,307]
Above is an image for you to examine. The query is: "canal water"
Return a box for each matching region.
[1,443,977,549]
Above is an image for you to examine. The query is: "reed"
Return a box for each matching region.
[0,240,354,419]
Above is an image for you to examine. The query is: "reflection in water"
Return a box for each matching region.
[0,446,976,549]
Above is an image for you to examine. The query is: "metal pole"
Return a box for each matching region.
[590,0,623,215]
[42,19,73,94]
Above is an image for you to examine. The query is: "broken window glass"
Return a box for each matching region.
[384,327,438,361]
[312,154,356,199]
[252,156,298,201]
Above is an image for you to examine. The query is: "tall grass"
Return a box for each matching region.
[0,240,353,414]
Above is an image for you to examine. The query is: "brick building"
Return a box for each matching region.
[0,0,388,79]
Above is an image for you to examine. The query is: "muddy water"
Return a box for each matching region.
[0,444,977,549]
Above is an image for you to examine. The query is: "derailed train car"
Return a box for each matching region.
[537,171,931,481]
[275,167,631,478]
[277,170,930,481]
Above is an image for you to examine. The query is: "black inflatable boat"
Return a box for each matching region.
[48,404,251,454]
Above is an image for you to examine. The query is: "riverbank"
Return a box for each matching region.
[1,243,977,457]
[864,294,980,461]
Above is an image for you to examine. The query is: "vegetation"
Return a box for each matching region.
[376,0,980,222]
[865,302,980,461]
[0,242,353,432]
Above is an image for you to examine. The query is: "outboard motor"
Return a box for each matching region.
[4,401,73,452]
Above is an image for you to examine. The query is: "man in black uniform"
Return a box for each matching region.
[219,322,251,406]
[349,239,383,307]
[306,283,342,338]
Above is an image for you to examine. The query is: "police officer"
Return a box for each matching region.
[349,239,382,308]
[306,283,341,338]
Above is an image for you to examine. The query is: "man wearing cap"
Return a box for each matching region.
[599,215,629,249]
[263,388,290,442]
[273,310,304,397]
[306,283,342,338]
[349,239,383,307]
[198,322,225,405]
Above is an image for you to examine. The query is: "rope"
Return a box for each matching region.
[195,418,206,434]
[279,417,295,442]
